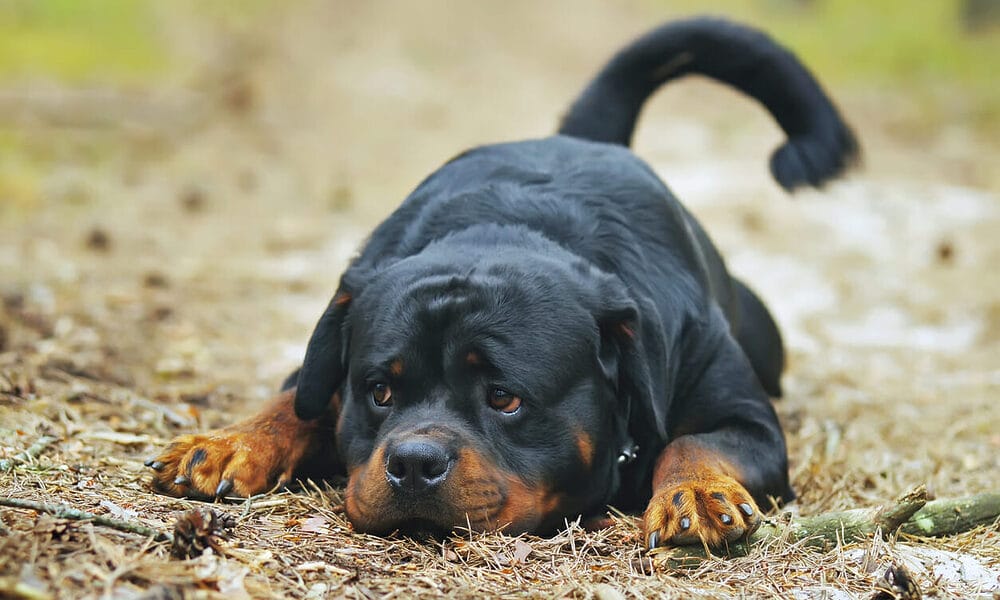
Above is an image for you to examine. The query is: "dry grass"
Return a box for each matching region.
[2,1,999,598]
[0,360,997,599]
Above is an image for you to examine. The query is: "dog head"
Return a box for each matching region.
[294,226,663,535]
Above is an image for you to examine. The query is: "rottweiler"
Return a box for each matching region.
[147,17,858,549]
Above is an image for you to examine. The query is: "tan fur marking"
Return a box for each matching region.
[575,428,594,469]
[344,446,392,532]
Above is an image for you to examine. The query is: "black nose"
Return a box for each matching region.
[385,439,452,493]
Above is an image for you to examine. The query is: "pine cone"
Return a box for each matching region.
[170,507,235,559]
[871,563,922,600]
[34,514,71,541]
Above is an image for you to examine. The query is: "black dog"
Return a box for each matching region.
[148,17,857,549]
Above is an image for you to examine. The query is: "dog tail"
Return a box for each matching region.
[558,17,859,191]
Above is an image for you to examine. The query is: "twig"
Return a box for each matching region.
[900,491,1000,537]
[129,396,196,428]
[0,496,173,543]
[0,435,59,472]
[656,485,1000,567]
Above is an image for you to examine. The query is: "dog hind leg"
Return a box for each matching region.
[732,278,784,397]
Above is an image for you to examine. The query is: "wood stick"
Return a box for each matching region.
[900,491,1000,537]
[0,496,173,543]
[0,435,59,472]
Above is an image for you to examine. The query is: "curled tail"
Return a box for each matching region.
[558,17,859,191]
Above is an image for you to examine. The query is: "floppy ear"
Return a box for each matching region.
[594,282,671,445]
[294,287,355,420]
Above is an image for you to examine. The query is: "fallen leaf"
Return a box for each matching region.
[512,539,532,563]
[593,583,627,600]
[99,499,138,520]
[300,515,329,534]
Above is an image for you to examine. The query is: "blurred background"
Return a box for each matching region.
[0,0,997,492]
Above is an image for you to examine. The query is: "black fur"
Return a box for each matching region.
[292,17,857,526]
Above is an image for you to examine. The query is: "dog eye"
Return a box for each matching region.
[488,387,522,414]
[370,383,393,407]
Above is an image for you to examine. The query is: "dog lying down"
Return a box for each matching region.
[147,17,858,549]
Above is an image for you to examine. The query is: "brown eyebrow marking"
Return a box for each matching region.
[465,351,482,366]
[390,359,404,377]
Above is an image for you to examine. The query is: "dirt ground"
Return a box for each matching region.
[1,1,998,598]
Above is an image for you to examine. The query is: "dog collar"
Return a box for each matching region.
[617,441,639,466]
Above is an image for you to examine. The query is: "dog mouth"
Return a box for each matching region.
[345,439,565,536]
[357,503,516,539]
[346,479,508,536]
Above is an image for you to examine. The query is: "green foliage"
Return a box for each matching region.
[0,0,169,81]
[665,0,996,83]
[0,1,995,124]
[0,0,291,82]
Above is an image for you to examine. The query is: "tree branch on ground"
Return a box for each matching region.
[0,435,59,472]
[0,496,173,543]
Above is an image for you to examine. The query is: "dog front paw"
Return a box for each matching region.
[643,472,761,549]
[145,429,295,499]
[145,390,313,500]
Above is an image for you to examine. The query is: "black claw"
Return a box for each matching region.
[739,503,754,517]
[173,476,190,486]
[648,531,660,549]
[679,517,691,530]
[215,479,233,498]
[146,460,165,471]
[720,513,733,525]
